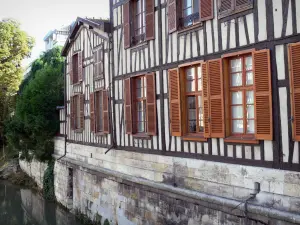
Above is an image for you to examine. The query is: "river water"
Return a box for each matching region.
[0,181,83,225]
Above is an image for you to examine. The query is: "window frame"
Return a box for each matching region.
[218,0,253,19]
[72,94,82,131]
[132,0,146,45]
[72,53,79,84]
[94,45,104,80]
[180,0,201,28]
[94,90,104,134]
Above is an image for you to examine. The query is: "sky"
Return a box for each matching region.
[0,0,110,69]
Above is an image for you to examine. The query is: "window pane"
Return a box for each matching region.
[232,120,243,133]
[232,106,243,119]
[230,58,242,73]
[186,68,195,92]
[246,91,254,104]
[193,0,199,13]
[197,66,202,91]
[231,73,243,86]
[143,77,147,97]
[246,71,253,85]
[187,97,196,133]
[247,105,254,119]
[245,56,253,71]
[231,91,243,104]
[184,0,192,8]
[198,96,204,132]
[247,120,255,134]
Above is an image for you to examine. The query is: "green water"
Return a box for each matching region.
[0,181,82,225]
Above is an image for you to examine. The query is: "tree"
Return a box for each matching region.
[5,46,64,161]
[0,19,34,147]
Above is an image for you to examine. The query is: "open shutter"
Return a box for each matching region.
[78,51,83,82]
[208,59,225,138]
[124,78,133,134]
[253,49,272,140]
[70,56,73,84]
[146,0,155,40]
[123,1,131,49]
[103,90,110,133]
[169,68,182,136]
[200,0,214,21]
[218,0,234,16]
[168,0,177,33]
[93,50,98,79]
[236,0,252,10]
[146,73,157,135]
[79,94,85,129]
[90,93,95,132]
[202,63,210,138]
[289,43,300,141]
[71,96,75,130]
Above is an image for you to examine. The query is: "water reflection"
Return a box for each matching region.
[0,181,82,225]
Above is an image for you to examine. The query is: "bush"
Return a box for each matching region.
[43,160,55,201]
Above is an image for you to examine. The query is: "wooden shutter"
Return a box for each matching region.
[236,0,252,10]
[78,51,83,82]
[202,63,210,138]
[146,73,157,135]
[71,96,75,130]
[93,50,98,79]
[168,0,177,33]
[70,56,73,84]
[218,0,234,16]
[289,43,300,141]
[124,78,133,134]
[208,59,225,138]
[90,93,96,132]
[146,0,155,40]
[200,0,214,21]
[103,90,110,133]
[168,68,182,136]
[79,94,85,129]
[289,43,300,140]
[123,1,131,49]
[253,49,272,140]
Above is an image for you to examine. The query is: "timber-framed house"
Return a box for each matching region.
[55,0,300,224]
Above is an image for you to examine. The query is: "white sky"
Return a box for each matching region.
[0,0,110,69]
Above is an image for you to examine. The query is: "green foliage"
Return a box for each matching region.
[0,19,34,145]
[103,219,110,225]
[43,160,55,201]
[5,46,64,161]
[75,209,102,225]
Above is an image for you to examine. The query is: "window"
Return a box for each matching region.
[124,74,156,135]
[133,0,146,44]
[184,66,204,134]
[95,91,104,132]
[181,0,200,27]
[71,94,84,130]
[72,53,79,84]
[229,55,254,136]
[70,51,83,84]
[94,47,104,79]
[218,0,253,19]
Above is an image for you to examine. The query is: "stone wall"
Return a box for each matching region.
[19,158,48,189]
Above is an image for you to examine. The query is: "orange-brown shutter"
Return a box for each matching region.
[103,90,110,133]
[78,51,83,82]
[123,1,131,49]
[79,94,85,129]
[168,0,177,33]
[124,78,133,134]
[253,49,272,140]
[70,56,73,84]
[168,68,182,136]
[71,96,75,130]
[200,0,214,21]
[146,0,155,40]
[289,43,300,141]
[208,59,225,138]
[90,93,95,132]
[146,73,156,135]
[202,63,210,138]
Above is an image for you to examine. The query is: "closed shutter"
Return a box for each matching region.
[93,50,98,79]
[218,0,234,16]
[146,0,155,40]
[99,48,104,78]
[168,0,178,33]
[146,73,157,135]
[103,90,110,133]
[254,49,272,140]
[236,0,252,10]
[90,93,96,132]
[71,96,75,130]
[80,94,85,129]
[200,0,214,21]
[168,68,182,136]
[124,78,133,134]
[123,1,131,49]
[208,59,225,138]
[70,56,73,84]
[78,51,83,82]
[289,43,300,141]
[202,63,210,138]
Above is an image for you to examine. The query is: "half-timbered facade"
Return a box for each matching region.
[55,1,300,224]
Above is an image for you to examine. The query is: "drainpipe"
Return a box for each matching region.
[58,59,67,161]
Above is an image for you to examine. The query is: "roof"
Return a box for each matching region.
[61,17,111,56]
